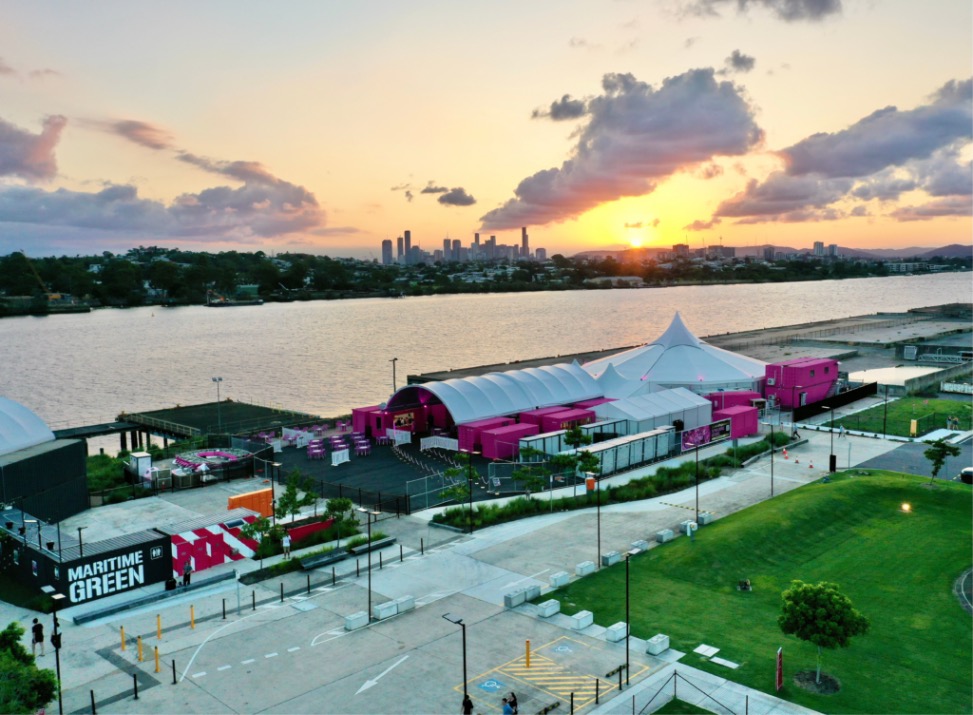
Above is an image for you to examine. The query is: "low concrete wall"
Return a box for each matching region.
[904,362,972,394]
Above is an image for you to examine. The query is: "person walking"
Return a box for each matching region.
[508,692,518,714]
[502,697,513,715]
[282,533,292,558]
[461,694,473,714]
[182,560,192,587]
[31,618,44,657]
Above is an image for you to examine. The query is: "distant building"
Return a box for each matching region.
[404,230,412,264]
[396,236,404,262]
[828,244,838,257]
[763,246,775,261]
[535,248,547,261]
[382,239,393,265]
[813,241,824,256]
[521,227,529,258]
[673,243,689,257]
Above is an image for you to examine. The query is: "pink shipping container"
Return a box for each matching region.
[540,408,595,433]
[457,416,516,452]
[713,406,759,439]
[518,406,569,426]
[764,357,838,409]
[704,391,763,411]
[352,405,384,436]
[572,397,616,409]
[480,423,540,460]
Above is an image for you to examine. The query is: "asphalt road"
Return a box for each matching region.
[855,441,972,480]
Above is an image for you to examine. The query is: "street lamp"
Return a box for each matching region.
[683,439,701,523]
[389,357,398,393]
[441,613,468,697]
[460,450,477,535]
[625,548,641,686]
[882,385,889,439]
[41,587,65,715]
[585,472,602,569]
[822,406,836,472]
[770,423,775,497]
[212,377,223,433]
[358,508,380,620]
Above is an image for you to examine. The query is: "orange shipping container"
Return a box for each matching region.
[228,488,273,517]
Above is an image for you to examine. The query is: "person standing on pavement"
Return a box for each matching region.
[508,692,518,713]
[502,697,513,715]
[282,533,292,558]
[461,694,473,714]
[31,618,44,657]
[182,560,192,587]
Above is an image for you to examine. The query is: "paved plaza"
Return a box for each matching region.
[1,425,957,714]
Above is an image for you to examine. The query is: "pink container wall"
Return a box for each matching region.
[705,391,763,410]
[519,406,569,425]
[457,417,515,452]
[765,358,838,408]
[481,423,540,460]
[713,406,759,438]
[426,403,450,431]
[352,405,384,435]
[540,408,595,433]
[572,397,615,409]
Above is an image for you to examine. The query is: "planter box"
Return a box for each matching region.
[605,622,628,643]
[300,549,347,570]
[537,600,560,618]
[571,610,593,630]
[646,634,670,655]
[576,561,595,577]
[344,611,368,631]
[549,571,570,588]
[348,536,397,556]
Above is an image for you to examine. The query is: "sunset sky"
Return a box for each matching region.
[1,0,970,259]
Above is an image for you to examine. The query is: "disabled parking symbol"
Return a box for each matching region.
[479,679,504,692]
[554,644,573,654]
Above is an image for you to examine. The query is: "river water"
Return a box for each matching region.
[1,273,968,452]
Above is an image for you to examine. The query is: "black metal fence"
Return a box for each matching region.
[794,382,878,422]
[315,480,411,519]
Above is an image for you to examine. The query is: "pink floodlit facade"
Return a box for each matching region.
[704,390,764,411]
[539,408,595,433]
[457,416,515,452]
[519,406,569,425]
[764,358,838,408]
[481,423,540,460]
[712,405,759,439]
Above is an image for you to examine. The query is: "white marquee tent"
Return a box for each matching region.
[583,313,766,397]
[593,387,712,434]
[0,397,55,458]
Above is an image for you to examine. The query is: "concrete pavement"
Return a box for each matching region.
[11,429,906,714]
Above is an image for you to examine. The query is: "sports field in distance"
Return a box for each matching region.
[549,471,972,714]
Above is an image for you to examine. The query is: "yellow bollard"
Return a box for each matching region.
[526,639,531,669]
[137,635,144,662]
[120,626,126,651]
[154,646,160,673]
[190,604,195,630]
[157,614,162,640]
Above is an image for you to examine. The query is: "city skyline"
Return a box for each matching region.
[0,1,970,260]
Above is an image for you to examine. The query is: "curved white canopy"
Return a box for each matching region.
[0,397,55,457]
[584,312,766,396]
[386,362,602,425]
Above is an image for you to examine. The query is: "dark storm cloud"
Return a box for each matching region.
[421,182,449,194]
[0,114,66,180]
[889,196,972,221]
[481,69,763,230]
[681,0,842,22]
[438,188,476,206]
[714,78,973,223]
[532,94,588,121]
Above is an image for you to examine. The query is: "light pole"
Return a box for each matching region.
[461,450,477,535]
[882,385,889,439]
[358,508,380,620]
[770,422,775,497]
[442,613,468,697]
[41,587,65,715]
[625,548,640,686]
[212,377,223,433]
[694,441,700,523]
[586,473,602,569]
[77,526,85,558]
[823,406,836,472]
[389,357,398,393]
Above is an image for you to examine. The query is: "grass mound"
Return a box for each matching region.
[549,471,972,714]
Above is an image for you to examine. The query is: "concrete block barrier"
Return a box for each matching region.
[550,571,570,588]
[394,595,415,613]
[536,599,560,618]
[504,589,527,608]
[571,610,594,630]
[601,550,621,567]
[698,512,714,525]
[576,561,595,577]
[524,584,541,601]
[631,539,649,552]
[344,611,368,631]
[646,633,670,655]
[372,601,397,621]
[656,529,674,543]
[605,622,628,643]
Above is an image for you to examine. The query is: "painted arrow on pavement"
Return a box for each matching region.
[356,655,410,694]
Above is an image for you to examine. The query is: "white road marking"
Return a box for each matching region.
[287,646,300,652]
[241,659,255,665]
[192,672,207,678]
[217,665,232,671]
[265,652,278,658]
[180,607,268,681]
[356,655,410,695]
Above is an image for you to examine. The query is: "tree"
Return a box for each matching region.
[441,452,476,505]
[0,622,58,713]
[923,437,961,484]
[778,580,869,684]
[325,497,354,522]
[511,447,551,498]
[275,472,318,522]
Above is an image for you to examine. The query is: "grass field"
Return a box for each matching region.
[547,472,972,714]
[833,397,972,437]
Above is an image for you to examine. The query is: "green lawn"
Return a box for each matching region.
[547,472,972,714]
[834,397,972,437]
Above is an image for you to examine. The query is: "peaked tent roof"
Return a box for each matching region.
[0,397,55,458]
[583,312,766,395]
[385,362,602,426]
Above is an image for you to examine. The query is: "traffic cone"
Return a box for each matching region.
[794,458,800,464]
[783,448,789,460]
[809,461,814,469]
